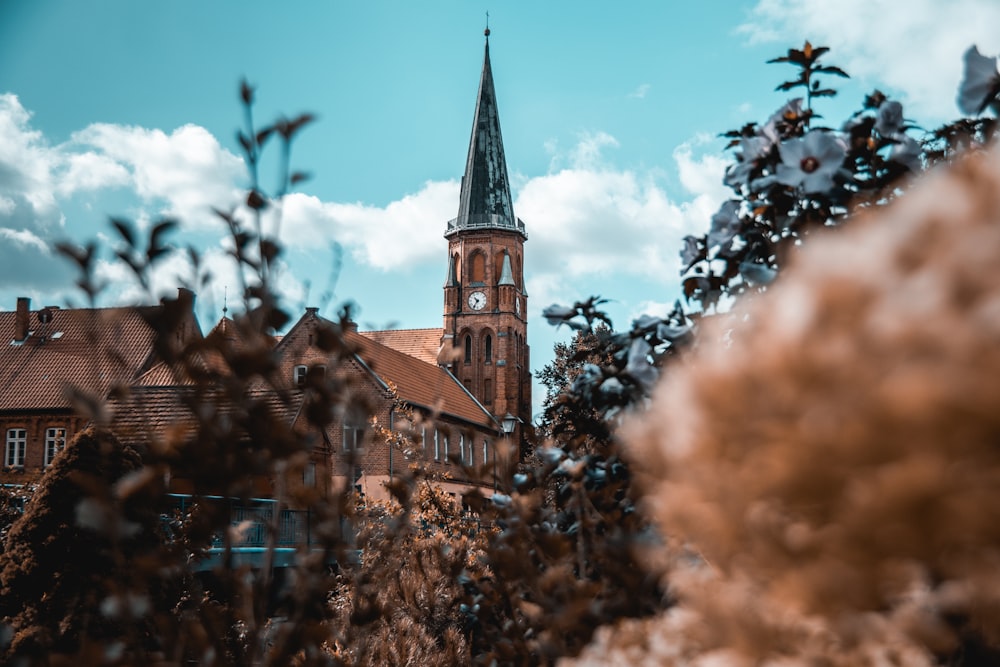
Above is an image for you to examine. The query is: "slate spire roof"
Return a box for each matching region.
[447,29,526,239]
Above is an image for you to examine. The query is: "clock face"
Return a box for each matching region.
[468,290,487,311]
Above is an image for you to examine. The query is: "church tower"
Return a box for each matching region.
[443,28,531,447]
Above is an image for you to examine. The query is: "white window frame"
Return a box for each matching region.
[293,364,308,386]
[443,434,450,463]
[343,415,365,451]
[433,429,440,461]
[483,439,489,466]
[45,427,66,467]
[6,428,26,468]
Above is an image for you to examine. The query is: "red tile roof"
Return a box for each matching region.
[347,328,495,429]
[359,328,444,366]
[0,305,162,411]
[109,386,299,445]
[276,313,495,431]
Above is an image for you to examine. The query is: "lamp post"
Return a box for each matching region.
[498,413,517,492]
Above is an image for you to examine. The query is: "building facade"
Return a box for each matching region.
[442,29,531,450]
[0,30,530,497]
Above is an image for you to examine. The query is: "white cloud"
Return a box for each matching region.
[739,0,1000,120]
[57,151,131,195]
[70,123,245,227]
[0,93,62,232]
[0,95,725,322]
[281,180,459,271]
[516,134,725,289]
[0,227,50,254]
[92,241,308,323]
[629,83,652,99]
[629,299,680,321]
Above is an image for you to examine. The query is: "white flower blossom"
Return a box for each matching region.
[775,130,847,194]
[957,45,1000,115]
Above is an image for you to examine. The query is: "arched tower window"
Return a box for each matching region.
[484,334,493,362]
[452,253,461,284]
[464,334,473,364]
[470,252,486,284]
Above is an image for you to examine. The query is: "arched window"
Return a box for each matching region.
[484,378,493,405]
[452,253,461,284]
[484,334,493,363]
[470,252,486,284]
[464,334,472,364]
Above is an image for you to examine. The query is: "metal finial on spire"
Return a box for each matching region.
[222,286,228,317]
[485,11,490,37]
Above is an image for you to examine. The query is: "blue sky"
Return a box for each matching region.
[2,0,998,419]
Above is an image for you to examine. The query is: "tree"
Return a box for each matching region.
[0,427,168,662]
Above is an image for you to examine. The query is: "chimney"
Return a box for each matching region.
[15,297,29,341]
[177,287,196,313]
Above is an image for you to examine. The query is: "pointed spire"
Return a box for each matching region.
[445,252,458,287]
[446,29,526,239]
[498,251,515,286]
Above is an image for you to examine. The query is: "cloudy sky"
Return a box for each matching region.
[1,0,998,418]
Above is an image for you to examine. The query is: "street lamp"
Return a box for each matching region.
[501,413,517,437]
[497,413,518,492]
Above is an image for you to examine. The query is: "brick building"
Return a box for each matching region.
[0,30,529,499]
[0,290,201,484]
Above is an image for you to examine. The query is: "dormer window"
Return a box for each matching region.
[293,365,308,386]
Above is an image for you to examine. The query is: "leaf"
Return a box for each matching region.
[246,189,268,210]
[237,131,252,154]
[816,65,849,78]
[290,171,311,185]
[149,219,178,247]
[255,126,274,147]
[259,238,281,265]
[239,79,254,105]
[110,217,136,247]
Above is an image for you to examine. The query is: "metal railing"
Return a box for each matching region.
[445,214,527,238]
[167,494,314,550]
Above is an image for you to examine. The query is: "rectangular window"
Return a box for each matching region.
[443,434,450,462]
[303,462,317,487]
[45,427,66,467]
[6,429,26,467]
[483,439,489,465]
[433,429,440,461]
[343,416,365,451]
[484,378,493,405]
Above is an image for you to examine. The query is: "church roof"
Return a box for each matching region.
[347,329,495,429]
[359,327,444,366]
[276,311,496,431]
[447,30,526,240]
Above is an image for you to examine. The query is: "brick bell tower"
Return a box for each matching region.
[443,27,531,448]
